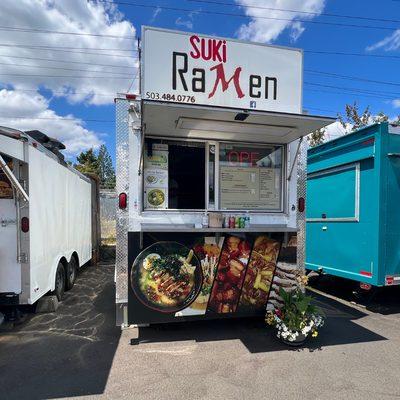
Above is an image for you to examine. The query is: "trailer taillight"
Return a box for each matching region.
[119,192,127,209]
[298,197,305,213]
[21,217,29,233]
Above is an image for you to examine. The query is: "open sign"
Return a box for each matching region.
[227,151,260,165]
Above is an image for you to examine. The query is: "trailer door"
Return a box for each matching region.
[0,156,20,294]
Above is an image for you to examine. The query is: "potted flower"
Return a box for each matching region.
[265,284,324,346]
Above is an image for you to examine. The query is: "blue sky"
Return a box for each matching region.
[1,0,400,163]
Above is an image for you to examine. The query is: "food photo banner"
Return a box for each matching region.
[142,27,303,113]
[127,231,296,324]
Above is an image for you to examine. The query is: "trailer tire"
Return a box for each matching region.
[52,262,66,301]
[65,256,78,291]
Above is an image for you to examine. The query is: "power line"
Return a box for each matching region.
[97,0,399,31]
[305,69,400,88]
[0,54,137,69]
[304,50,400,60]
[0,115,115,123]
[305,82,400,97]
[0,43,136,52]
[0,87,125,98]
[0,25,135,40]
[186,0,400,24]
[304,106,338,114]
[0,44,137,59]
[0,62,136,76]
[306,88,395,101]
[1,2,396,38]
[0,73,136,79]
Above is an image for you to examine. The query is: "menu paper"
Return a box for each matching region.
[220,166,280,210]
[144,144,169,209]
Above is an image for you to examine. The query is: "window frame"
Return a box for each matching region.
[217,141,285,213]
[306,162,360,222]
[141,136,287,214]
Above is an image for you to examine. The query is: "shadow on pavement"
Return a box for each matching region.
[309,275,400,315]
[134,289,387,353]
[0,263,120,400]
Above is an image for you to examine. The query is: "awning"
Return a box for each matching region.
[142,100,335,144]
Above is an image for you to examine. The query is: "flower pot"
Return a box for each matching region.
[280,332,308,347]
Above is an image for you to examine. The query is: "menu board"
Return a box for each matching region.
[220,165,281,210]
[143,143,168,209]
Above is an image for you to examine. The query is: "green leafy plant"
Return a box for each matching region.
[266,286,324,342]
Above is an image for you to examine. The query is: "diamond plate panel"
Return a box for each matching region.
[296,138,307,273]
[115,98,131,304]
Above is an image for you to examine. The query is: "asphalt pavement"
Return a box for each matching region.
[1,265,400,400]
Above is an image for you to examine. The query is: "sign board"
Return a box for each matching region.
[127,231,297,324]
[142,26,303,114]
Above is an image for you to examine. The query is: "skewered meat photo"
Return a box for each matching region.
[189,237,224,312]
[208,236,251,314]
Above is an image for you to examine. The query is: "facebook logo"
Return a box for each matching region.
[250,101,257,108]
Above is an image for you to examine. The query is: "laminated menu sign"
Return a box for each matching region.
[144,143,168,209]
[220,166,280,210]
[127,231,296,324]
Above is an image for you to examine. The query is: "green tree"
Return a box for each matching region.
[74,146,116,189]
[75,149,99,175]
[98,144,116,189]
[307,127,326,147]
[338,102,371,132]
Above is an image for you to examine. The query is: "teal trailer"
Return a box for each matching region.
[306,122,400,287]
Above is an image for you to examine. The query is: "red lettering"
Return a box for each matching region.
[208,63,244,99]
[250,152,259,165]
[240,152,250,163]
[201,38,212,61]
[189,36,227,62]
[228,151,239,164]
[212,39,223,62]
[189,35,201,59]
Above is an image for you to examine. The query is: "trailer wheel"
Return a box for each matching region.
[65,257,78,291]
[52,262,66,301]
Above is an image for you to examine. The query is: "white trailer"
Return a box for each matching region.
[0,126,92,307]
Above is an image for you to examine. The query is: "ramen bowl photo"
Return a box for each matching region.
[131,242,203,313]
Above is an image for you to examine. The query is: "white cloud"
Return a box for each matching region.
[289,21,305,43]
[393,99,400,108]
[150,7,162,23]
[235,0,326,43]
[175,17,194,30]
[0,0,138,105]
[175,10,200,31]
[0,89,103,156]
[323,121,347,141]
[367,30,400,52]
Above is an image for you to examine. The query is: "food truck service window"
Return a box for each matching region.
[219,143,283,211]
[143,139,206,210]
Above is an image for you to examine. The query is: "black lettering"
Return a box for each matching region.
[173,52,188,91]
[265,77,277,100]
[192,68,205,92]
[249,75,261,98]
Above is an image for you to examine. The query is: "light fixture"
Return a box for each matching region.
[234,111,249,121]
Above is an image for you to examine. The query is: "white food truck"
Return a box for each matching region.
[0,126,92,310]
[115,27,333,327]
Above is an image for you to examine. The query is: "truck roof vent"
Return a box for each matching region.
[25,130,66,163]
